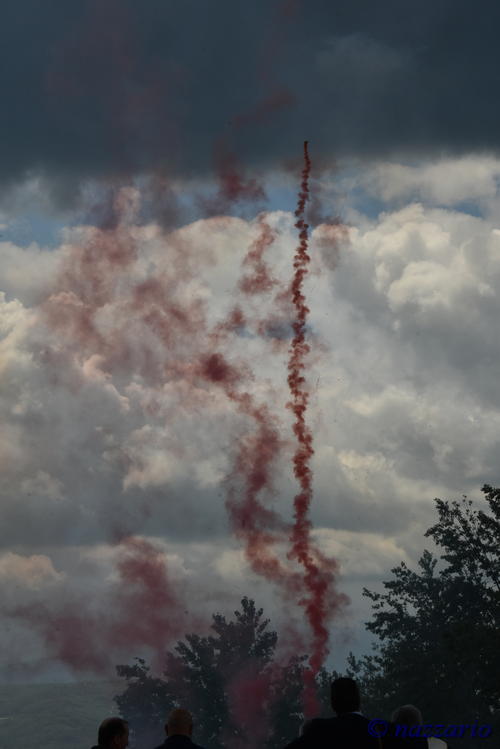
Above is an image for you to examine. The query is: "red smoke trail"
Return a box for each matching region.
[13,537,186,674]
[22,0,349,718]
[197,351,290,586]
[202,219,294,592]
[202,142,266,217]
[238,214,278,295]
[287,141,332,713]
[288,141,313,576]
[201,203,347,724]
[31,188,205,673]
[22,158,347,729]
[36,187,295,678]
[200,211,343,736]
[225,664,276,749]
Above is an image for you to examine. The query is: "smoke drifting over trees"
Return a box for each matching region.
[114,487,500,748]
[2,1,500,745]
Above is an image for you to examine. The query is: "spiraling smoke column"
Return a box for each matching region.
[287,141,330,714]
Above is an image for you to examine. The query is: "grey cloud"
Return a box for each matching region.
[4,197,500,557]
[2,0,500,203]
[3,182,500,674]
[311,200,500,508]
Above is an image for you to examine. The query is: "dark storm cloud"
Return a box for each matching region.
[2,0,500,193]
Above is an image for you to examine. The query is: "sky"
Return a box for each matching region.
[2,0,500,685]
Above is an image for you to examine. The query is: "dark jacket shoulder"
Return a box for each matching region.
[284,713,379,748]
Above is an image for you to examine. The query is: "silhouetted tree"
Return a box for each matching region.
[115,658,177,748]
[115,597,326,749]
[348,485,500,747]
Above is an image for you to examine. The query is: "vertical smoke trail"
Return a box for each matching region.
[287,141,329,711]
[288,142,313,569]
[9,163,347,725]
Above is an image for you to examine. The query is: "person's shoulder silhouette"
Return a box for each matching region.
[285,713,382,748]
[283,678,381,748]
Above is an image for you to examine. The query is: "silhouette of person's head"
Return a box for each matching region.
[391,705,423,726]
[330,677,361,715]
[97,718,129,749]
[165,708,194,738]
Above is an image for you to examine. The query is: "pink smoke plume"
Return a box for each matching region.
[13,537,186,674]
[24,187,291,677]
[10,144,348,728]
[225,664,275,749]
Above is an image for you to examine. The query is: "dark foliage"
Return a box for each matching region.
[348,485,500,748]
[114,597,327,749]
[116,487,500,748]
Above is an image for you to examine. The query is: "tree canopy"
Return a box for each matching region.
[348,484,500,745]
[115,485,500,748]
[115,597,318,749]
